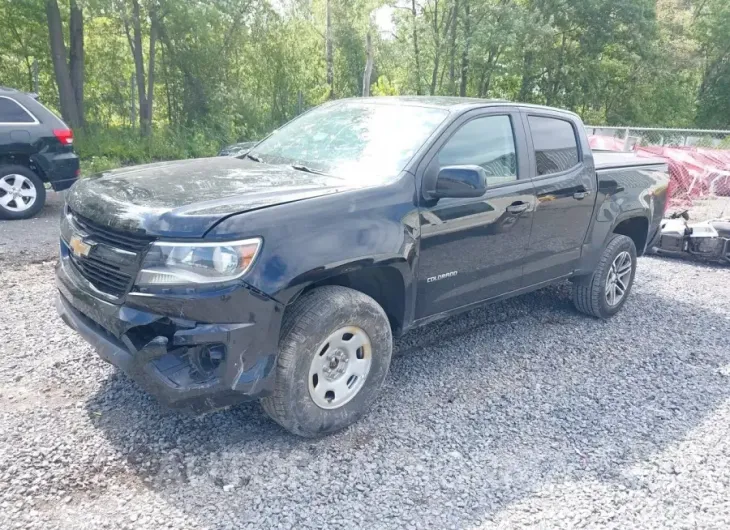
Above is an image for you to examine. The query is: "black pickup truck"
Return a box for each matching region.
[56,97,669,437]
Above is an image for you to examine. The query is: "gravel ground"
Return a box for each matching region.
[0,191,65,265]
[1,215,730,529]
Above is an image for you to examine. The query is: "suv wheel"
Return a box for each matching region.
[261,286,393,437]
[572,234,637,319]
[0,165,46,220]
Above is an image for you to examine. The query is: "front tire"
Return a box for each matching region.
[261,286,393,437]
[0,165,46,220]
[573,234,637,319]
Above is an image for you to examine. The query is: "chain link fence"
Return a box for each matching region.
[586,126,730,220]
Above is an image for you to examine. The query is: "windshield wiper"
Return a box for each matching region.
[291,164,328,176]
[246,153,262,162]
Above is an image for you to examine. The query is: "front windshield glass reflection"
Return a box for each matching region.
[250,100,449,183]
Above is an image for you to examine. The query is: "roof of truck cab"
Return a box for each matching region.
[352,96,506,108]
[347,96,580,116]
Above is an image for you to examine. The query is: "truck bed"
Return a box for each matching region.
[592,151,667,171]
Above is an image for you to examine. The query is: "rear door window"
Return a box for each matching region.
[0,97,36,124]
[527,116,580,176]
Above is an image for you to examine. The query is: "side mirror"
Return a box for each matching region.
[430,165,487,199]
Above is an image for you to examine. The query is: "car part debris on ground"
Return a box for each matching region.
[652,211,730,264]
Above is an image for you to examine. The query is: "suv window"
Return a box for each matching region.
[0,97,36,124]
[437,115,518,187]
[528,116,579,175]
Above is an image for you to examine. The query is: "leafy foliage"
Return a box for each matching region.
[694,0,730,128]
[0,0,727,171]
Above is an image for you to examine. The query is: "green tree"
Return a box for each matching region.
[695,0,730,127]
[1,0,726,173]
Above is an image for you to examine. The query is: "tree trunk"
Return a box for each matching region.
[546,32,567,107]
[478,47,500,97]
[429,1,454,96]
[132,0,148,133]
[326,0,334,99]
[518,51,533,102]
[430,60,440,97]
[125,0,151,134]
[411,0,422,95]
[130,73,136,127]
[429,0,439,95]
[162,49,174,126]
[448,0,458,95]
[439,52,448,89]
[146,6,158,134]
[25,58,34,93]
[459,0,470,97]
[69,0,84,127]
[46,0,81,128]
[362,32,374,97]
[157,18,208,124]
[477,68,487,98]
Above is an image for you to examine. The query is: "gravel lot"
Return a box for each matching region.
[1,207,730,529]
[0,191,65,265]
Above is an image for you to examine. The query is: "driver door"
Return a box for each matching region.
[415,109,536,320]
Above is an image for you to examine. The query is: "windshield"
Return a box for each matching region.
[250,101,449,183]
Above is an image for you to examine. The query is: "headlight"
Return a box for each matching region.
[135,238,262,286]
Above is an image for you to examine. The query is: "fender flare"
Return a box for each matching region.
[274,255,417,333]
[603,210,651,248]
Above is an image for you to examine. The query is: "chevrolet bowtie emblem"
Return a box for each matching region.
[69,235,94,258]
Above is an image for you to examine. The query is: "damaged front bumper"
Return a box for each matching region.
[653,217,730,264]
[56,254,284,414]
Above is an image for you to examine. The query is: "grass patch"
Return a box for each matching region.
[75,125,238,175]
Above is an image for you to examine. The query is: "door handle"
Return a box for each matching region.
[573,190,590,200]
[506,201,529,214]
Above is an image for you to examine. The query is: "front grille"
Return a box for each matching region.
[69,254,133,297]
[71,212,153,253]
[68,210,152,298]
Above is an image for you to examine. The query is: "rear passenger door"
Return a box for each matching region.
[415,108,536,319]
[521,112,596,286]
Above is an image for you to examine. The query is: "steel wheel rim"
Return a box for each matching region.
[308,326,372,410]
[0,174,37,212]
[605,251,632,307]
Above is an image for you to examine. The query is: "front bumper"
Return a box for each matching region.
[56,254,284,413]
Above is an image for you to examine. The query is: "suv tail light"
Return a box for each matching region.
[53,128,74,146]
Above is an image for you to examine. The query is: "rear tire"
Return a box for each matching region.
[0,165,46,220]
[572,234,637,319]
[261,286,393,437]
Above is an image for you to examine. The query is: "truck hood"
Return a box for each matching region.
[66,157,347,237]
